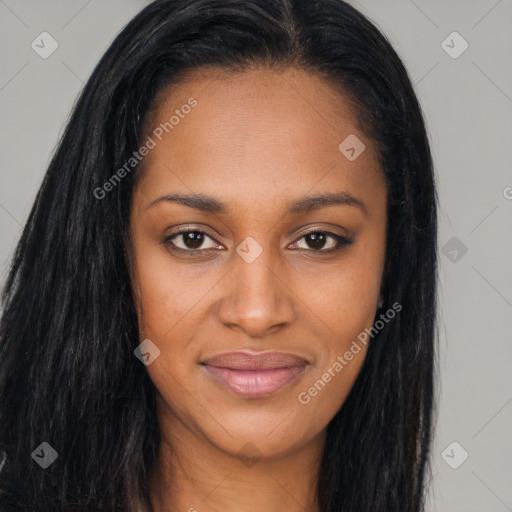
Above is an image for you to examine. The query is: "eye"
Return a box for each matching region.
[163,227,352,256]
[164,229,221,253]
[288,230,351,252]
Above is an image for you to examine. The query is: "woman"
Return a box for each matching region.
[0,0,438,510]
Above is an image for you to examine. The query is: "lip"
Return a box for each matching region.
[201,351,308,398]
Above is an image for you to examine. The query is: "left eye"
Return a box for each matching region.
[164,229,350,254]
[289,231,350,252]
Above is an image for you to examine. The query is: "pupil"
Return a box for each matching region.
[308,233,325,249]
[184,232,203,249]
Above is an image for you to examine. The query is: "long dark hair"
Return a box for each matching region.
[0,0,438,510]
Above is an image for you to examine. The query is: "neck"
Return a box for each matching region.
[148,403,326,512]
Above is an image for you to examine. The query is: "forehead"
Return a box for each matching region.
[145,65,369,149]
[136,66,385,215]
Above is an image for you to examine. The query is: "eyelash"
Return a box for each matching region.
[163,228,352,256]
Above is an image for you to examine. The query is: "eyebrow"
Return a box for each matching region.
[147,191,367,216]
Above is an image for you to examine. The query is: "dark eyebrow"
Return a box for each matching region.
[286,191,367,216]
[147,191,367,216]
[147,193,227,213]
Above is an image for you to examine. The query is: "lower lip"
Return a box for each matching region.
[202,365,306,398]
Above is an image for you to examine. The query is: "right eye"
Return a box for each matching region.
[163,229,223,254]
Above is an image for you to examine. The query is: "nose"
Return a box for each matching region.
[217,243,295,338]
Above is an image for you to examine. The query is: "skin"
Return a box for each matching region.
[129,66,387,512]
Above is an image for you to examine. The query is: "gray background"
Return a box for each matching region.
[0,1,511,510]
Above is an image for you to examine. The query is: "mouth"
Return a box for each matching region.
[200,351,308,399]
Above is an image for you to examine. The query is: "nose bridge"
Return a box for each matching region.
[218,236,294,336]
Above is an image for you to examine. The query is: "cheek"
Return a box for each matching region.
[291,238,384,421]
[132,241,212,340]
[131,243,219,392]
[299,244,385,343]
[292,264,380,431]
[295,345,367,445]
[303,268,378,335]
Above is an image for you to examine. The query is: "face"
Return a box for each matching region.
[129,66,387,461]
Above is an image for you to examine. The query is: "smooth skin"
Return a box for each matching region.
[129,66,387,512]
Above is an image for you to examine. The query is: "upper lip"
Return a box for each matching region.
[202,351,308,370]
